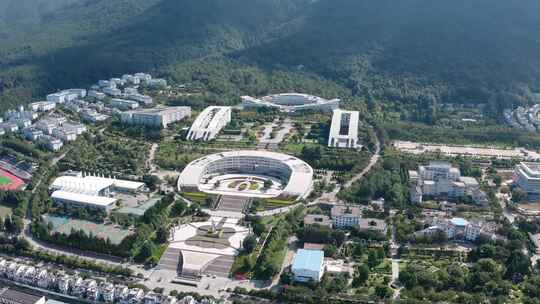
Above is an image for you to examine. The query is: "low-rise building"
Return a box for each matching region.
[146,78,167,87]
[303,214,332,228]
[0,287,46,304]
[110,99,139,110]
[331,205,361,228]
[409,161,486,204]
[52,128,77,142]
[28,101,56,112]
[38,136,64,151]
[88,90,106,100]
[291,249,325,282]
[416,217,488,241]
[358,218,388,235]
[99,283,115,303]
[103,87,122,97]
[129,93,153,105]
[0,122,19,133]
[82,110,109,123]
[120,106,191,128]
[57,276,71,294]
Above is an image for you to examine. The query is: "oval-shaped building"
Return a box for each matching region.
[178,150,313,200]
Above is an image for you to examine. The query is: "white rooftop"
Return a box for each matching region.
[51,190,117,208]
[178,150,313,198]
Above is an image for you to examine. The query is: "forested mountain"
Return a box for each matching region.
[1,0,540,117]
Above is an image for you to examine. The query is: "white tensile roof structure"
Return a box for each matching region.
[50,174,145,195]
[51,190,117,208]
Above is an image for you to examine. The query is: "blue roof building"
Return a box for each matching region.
[291,249,325,282]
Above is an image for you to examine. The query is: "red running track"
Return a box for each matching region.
[0,168,25,191]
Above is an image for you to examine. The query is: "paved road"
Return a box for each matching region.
[255,130,382,216]
[146,143,159,173]
[344,137,381,188]
[30,149,70,194]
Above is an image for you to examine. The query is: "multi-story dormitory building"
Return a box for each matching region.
[27,115,87,150]
[408,161,488,205]
[0,258,207,304]
[414,216,499,242]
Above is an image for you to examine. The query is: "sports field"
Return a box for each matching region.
[0,168,24,191]
[42,215,132,245]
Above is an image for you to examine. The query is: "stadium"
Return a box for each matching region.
[178,150,314,200]
[241,93,340,113]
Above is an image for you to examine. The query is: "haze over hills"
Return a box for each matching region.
[1,0,540,115]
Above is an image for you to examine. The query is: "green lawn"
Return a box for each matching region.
[0,176,12,185]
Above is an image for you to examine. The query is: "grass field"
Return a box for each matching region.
[0,176,12,185]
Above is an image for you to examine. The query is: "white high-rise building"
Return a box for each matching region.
[186,106,231,141]
[328,109,360,148]
[515,162,540,201]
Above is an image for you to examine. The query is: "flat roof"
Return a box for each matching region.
[451,217,469,226]
[123,106,190,115]
[329,109,359,143]
[51,190,117,208]
[331,205,361,217]
[51,175,144,193]
[0,288,44,304]
[292,249,324,272]
[178,150,313,197]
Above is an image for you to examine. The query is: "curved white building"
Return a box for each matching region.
[186,106,231,141]
[242,93,339,113]
[178,150,313,199]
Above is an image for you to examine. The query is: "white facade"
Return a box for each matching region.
[146,78,167,87]
[328,109,360,148]
[110,99,139,110]
[120,106,191,128]
[242,93,339,113]
[49,174,144,212]
[46,89,86,104]
[330,205,361,228]
[24,128,44,141]
[129,93,153,105]
[38,136,63,151]
[103,87,122,97]
[178,150,313,199]
[0,123,19,133]
[83,110,109,123]
[410,161,484,204]
[515,162,540,201]
[88,90,106,100]
[186,106,231,141]
[291,249,325,282]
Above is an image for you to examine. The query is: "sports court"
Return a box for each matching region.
[42,215,132,245]
[0,168,25,191]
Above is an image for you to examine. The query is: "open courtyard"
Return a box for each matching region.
[199,174,283,198]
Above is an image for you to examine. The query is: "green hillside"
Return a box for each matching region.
[1,0,540,119]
